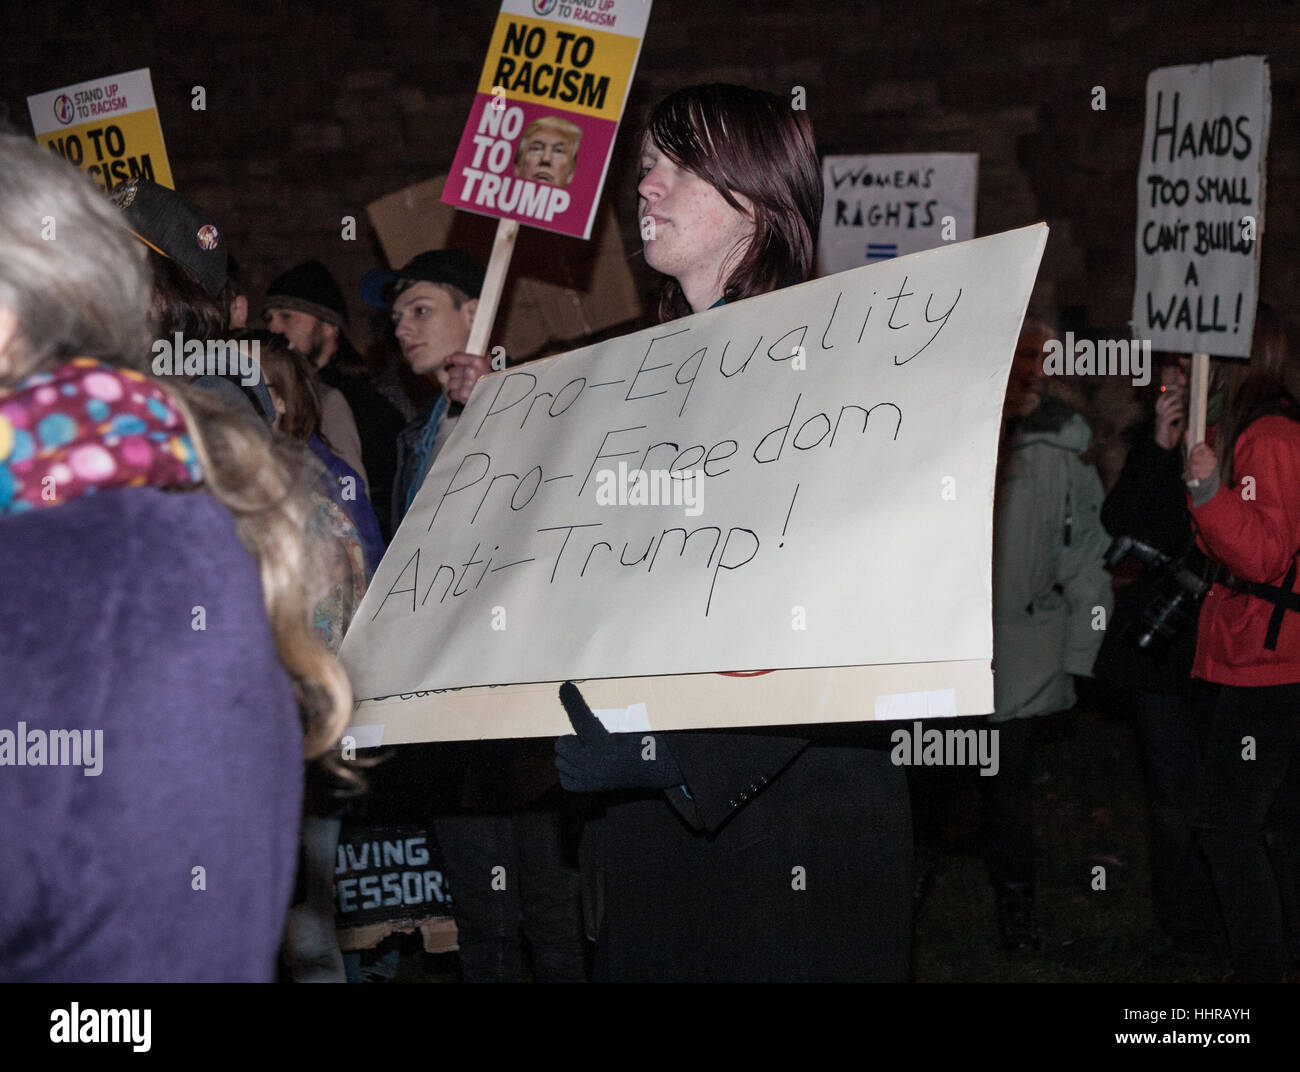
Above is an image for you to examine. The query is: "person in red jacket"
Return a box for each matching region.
[1185,303,1300,981]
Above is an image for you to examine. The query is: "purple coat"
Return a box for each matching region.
[0,487,302,981]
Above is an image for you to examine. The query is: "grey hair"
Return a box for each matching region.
[0,130,151,385]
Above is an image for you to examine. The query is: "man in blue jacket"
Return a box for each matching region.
[357,250,586,982]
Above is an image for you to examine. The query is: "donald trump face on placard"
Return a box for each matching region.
[514,116,583,187]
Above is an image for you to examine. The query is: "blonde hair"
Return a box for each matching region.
[173,387,355,769]
[0,131,355,781]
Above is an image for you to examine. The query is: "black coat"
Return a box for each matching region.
[1095,425,1201,694]
[588,725,912,982]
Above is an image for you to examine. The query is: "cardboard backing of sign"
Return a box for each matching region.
[367,175,642,362]
[348,659,992,745]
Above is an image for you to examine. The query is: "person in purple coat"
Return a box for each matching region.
[0,132,354,982]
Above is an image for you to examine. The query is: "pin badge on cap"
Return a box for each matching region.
[110,179,140,210]
[196,225,220,251]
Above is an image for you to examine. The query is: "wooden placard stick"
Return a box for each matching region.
[1185,351,1210,486]
[466,218,519,358]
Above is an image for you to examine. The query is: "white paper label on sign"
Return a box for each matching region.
[592,702,651,734]
[873,688,957,720]
[347,724,385,750]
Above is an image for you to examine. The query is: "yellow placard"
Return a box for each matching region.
[36,108,174,191]
[476,14,640,121]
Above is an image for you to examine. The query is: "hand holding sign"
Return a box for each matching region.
[1184,441,1218,486]
[444,351,492,405]
[555,682,682,792]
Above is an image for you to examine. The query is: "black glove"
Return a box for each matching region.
[555,682,683,793]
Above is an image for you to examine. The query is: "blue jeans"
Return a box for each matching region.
[1194,680,1300,980]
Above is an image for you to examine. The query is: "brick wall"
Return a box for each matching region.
[2,0,1295,353]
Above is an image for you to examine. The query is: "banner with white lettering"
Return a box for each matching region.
[1132,55,1270,357]
[334,825,452,928]
[818,153,977,275]
[338,224,1047,742]
[441,0,651,240]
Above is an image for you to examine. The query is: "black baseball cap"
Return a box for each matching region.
[108,178,228,298]
[361,250,485,309]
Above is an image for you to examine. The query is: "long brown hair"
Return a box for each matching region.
[246,329,323,443]
[644,84,823,322]
[1214,302,1295,484]
[148,248,228,340]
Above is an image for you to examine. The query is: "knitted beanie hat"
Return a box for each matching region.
[263,259,348,328]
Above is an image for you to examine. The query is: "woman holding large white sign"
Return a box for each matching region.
[554,83,912,983]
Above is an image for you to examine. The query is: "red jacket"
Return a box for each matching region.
[1191,414,1300,686]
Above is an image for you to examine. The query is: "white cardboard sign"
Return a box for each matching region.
[1132,55,1270,357]
[818,153,978,275]
[340,224,1048,741]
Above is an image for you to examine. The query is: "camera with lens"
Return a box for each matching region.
[1104,535,1217,650]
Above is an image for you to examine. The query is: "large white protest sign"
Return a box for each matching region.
[1132,56,1270,358]
[818,153,977,276]
[339,224,1047,742]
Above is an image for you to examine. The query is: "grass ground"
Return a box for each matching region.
[913,698,1226,983]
